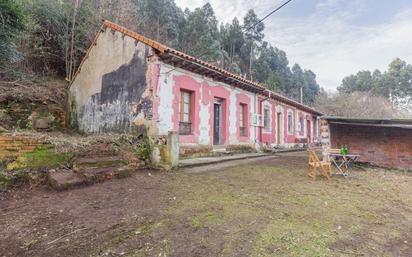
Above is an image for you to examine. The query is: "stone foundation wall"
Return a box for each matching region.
[179,144,213,159]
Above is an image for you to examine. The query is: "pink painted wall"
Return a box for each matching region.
[171,75,201,143]
[208,85,230,145]
[261,100,276,145]
[236,93,251,143]
[283,105,296,144]
[154,64,318,146]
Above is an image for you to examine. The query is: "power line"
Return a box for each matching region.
[162,0,294,76]
[244,0,293,31]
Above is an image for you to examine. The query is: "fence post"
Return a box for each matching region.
[167,131,179,169]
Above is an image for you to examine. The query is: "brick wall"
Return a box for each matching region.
[0,135,45,159]
[329,123,412,170]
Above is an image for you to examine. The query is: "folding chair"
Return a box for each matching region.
[308,149,332,180]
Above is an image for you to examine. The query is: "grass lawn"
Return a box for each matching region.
[1,152,411,256]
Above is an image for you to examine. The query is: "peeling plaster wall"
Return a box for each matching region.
[70,29,152,133]
[153,62,318,147]
[68,27,320,144]
[154,64,257,146]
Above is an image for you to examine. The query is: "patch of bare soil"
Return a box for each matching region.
[1,152,412,257]
[0,169,174,257]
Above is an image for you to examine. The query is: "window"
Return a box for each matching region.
[239,104,247,136]
[263,108,271,131]
[287,112,293,134]
[179,90,192,135]
[313,118,318,138]
[299,116,304,134]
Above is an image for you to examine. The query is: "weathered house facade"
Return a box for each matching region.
[69,21,321,149]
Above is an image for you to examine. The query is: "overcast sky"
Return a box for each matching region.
[174,0,412,91]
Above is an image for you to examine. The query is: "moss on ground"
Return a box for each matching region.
[6,148,73,171]
[1,148,74,188]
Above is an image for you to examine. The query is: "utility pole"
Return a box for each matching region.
[249,43,253,80]
[300,87,303,104]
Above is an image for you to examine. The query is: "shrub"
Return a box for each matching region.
[135,138,154,165]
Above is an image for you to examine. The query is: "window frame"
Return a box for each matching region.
[299,116,305,134]
[179,90,192,135]
[287,111,294,135]
[263,107,271,132]
[239,103,247,137]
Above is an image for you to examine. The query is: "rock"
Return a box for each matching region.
[48,169,85,191]
[78,165,134,183]
[33,117,51,130]
[73,156,127,171]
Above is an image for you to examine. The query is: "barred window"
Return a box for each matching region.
[239,104,247,136]
[287,113,293,134]
[264,108,271,130]
[179,90,192,135]
[300,116,304,134]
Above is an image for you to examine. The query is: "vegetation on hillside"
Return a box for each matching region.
[3,0,411,112]
[1,0,320,105]
[337,58,412,115]
[315,58,412,118]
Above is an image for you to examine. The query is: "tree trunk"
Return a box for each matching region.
[68,0,79,81]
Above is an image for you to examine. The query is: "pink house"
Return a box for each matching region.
[69,21,322,149]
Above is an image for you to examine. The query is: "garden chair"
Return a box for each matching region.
[308,149,331,180]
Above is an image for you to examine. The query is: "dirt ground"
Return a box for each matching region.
[1,152,412,257]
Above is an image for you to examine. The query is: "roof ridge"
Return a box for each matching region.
[102,20,264,89]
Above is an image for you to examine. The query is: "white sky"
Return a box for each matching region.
[175,0,412,91]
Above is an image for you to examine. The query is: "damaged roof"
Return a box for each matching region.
[73,20,322,116]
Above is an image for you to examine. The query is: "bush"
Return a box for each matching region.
[0,157,30,188]
[135,138,154,165]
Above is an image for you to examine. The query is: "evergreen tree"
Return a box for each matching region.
[242,9,264,79]
[3,0,322,105]
[179,3,221,63]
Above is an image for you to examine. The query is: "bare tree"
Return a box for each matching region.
[67,0,80,81]
[314,91,408,118]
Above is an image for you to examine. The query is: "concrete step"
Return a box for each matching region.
[73,156,128,170]
[77,165,134,182]
[48,169,86,191]
[48,165,135,191]
[48,152,135,191]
